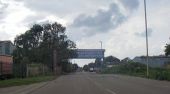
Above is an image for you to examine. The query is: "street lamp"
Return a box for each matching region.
[99,41,103,70]
[144,0,149,77]
[99,41,102,49]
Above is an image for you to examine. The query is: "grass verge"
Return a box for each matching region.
[101,62,170,81]
[0,75,56,88]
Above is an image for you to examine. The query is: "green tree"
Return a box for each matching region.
[104,56,120,63]
[165,44,170,56]
[83,65,89,71]
[94,58,102,68]
[13,22,77,73]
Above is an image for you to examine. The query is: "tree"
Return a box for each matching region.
[83,65,89,71]
[13,22,77,73]
[94,58,102,67]
[72,63,79,72]
[121,57,132,63]
[103,56,120,64]
[13,24,43,64]
[165,44,170,56]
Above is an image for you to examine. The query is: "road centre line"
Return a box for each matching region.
[86,76,117,94]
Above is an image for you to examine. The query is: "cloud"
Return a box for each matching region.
[22,14,45,24]
[0,1,9,21]
[135,28,153,37]
[15,0,113,17]
[72,3,125,31]
[0,31,11,40]
[120,0,139,11]
[71,0,139,36]
[0,1,8,12]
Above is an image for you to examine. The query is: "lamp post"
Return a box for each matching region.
[99,41,102,49]
[99,41,103,71]
[144,0,149,77]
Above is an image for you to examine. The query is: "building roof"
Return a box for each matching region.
[135,55,170,59]
[0,40,14,45]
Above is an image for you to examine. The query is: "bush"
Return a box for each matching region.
[149,68,170,81]
[102,61,147,76]
[102,61,170,81]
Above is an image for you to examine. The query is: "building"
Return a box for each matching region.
[102,56,121,68]
[133,56,170,68]
[121,57,132,63]
[0,41,14,55]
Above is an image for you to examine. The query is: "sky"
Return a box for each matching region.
[0,0,170,67]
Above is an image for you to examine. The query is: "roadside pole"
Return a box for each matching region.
[99,41,103,72]
[53,50,57,75]
[144,0,149,77]
[99,41,102,49]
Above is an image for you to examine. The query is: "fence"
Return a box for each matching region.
[13,63,53,78]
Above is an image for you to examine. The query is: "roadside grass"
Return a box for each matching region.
[148,68,170,81]
[0,75,56,88]
[101,62,170,81]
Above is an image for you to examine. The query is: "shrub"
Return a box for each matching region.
[102,61,170,81]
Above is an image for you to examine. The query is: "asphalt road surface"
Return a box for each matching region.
[0,72,170,94]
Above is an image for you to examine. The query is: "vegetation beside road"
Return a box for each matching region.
[12,22,78,78]
[101,39,170,81]
[0,75,56,88]
[102,61,170,81]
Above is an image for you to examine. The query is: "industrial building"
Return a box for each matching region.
[133,56,170,68]
[0,41,14,55]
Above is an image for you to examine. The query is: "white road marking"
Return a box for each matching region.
[86,76,117,94]
[105,89,117,94]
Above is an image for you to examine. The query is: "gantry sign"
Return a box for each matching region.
[74,49,105,59]
[53,49,105,74]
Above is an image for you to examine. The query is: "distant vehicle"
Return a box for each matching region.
[0,55,13,79]
[89,68,94,72]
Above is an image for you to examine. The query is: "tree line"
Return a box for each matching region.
[13,22,78,74]
[83,56,121,71]
[165,42,170,56]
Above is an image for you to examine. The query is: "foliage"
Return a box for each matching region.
[61,61,78,73]
[86,56,121,69]
[83,56,121,71]
[83,65,89,71]
[165,44,170,56]
[0,76,55,88]
[103,56,120,63]
[149,68,170,80]
[102,61,146,76]
[102,61,170,81]
[82,62,96,71]
[13,22,77,73]
[94,58,102,68]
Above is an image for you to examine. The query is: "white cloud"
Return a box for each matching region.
[0,0,33,41]
[0,0,170,67]
[71,0,139,36]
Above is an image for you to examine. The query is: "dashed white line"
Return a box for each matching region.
[86,76,117,94]
[105,89,117,94]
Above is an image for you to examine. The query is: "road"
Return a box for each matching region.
[0,72,170,94]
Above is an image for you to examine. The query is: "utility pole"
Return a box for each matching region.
[99,41,103,71]
[53,49,57,75]
[144,0,149,77]
[99,41,102,49]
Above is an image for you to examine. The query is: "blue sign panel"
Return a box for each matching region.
[75,49,105,59]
